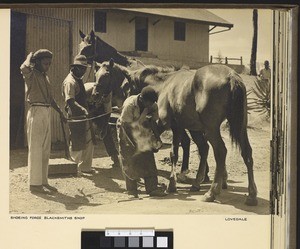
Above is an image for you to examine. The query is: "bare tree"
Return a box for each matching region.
[250,9,258,75]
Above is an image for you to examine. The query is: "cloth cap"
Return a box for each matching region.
[71,55,89,67]
[141,86,158,103]
[32,49,53,60]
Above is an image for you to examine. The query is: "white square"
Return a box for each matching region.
[157,237,168,248]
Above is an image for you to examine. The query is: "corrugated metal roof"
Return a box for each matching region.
[118,8,233,28]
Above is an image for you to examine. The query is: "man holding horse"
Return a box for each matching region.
[117,86,167,198]
[62,54,96,174]
[21,49,66,193]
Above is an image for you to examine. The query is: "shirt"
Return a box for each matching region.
[20,63,53,104]
[62,72,81,102]
[259,68,271,81]
[119,94,159,123]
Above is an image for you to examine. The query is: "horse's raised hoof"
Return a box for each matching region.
[222,182,228,189]
[245,196,258,206]
[189,185,200,192]
[202,192,215,202]
[167,178,177,193]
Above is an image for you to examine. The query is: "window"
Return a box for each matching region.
[174,21,186,41]
[94,11,106,33]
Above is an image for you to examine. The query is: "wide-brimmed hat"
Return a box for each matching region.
[32,49,53,60]
[71,55,90,67]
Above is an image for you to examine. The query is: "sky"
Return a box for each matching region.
[207,9,273,69]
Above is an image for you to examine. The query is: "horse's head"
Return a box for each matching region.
[131,119,162,153]
[92,59,133,108]
[79,30,97,64]
[79,30,130,67]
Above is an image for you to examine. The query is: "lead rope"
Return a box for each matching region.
[67,109,118,123]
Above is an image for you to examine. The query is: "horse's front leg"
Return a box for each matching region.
[168,125,182,193]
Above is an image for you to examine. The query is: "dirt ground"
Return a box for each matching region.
[9,75,271,215]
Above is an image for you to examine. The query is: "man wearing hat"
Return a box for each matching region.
[62,54,96,174]
[20,49,66,193]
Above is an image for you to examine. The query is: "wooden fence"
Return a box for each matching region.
[210,55,243,65]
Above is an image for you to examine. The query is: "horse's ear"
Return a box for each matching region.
[79,30,86,39]
[121,79,130,90]
[109,58,114,68]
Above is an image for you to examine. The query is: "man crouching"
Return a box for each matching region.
[117,86,167,198]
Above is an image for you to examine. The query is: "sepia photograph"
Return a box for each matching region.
[2,4,298,248]
[8,7,276,215]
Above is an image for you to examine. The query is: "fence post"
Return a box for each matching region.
[225,57,228,64]
[240,56,243,65]
[210,55,213,63]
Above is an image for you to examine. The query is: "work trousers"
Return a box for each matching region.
[70,122,94,172]
[26,106,51,186]
[125,175,158,194]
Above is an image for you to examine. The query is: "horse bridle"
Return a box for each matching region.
[92,66,113,107]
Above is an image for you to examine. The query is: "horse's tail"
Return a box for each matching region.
[227,73,247,150]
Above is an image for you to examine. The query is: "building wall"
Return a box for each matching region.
[15,8,210,65]
[96,10,210,63]
[97,11,135,51]
[149,19,209,63]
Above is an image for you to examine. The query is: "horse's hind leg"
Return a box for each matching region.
[168,125,182,193]
[177,130,190,183]
[180,130,190,173]
[241,130,258,206]
[203,130,227,202]
[188,131,209,192]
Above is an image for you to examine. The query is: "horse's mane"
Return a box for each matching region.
[96,36,114,50]
[112,63,175,93]
[96,36,129,66]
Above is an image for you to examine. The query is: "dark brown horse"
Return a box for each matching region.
[78,30,203,180]
[93,62,258,206]
[79,30,131,67]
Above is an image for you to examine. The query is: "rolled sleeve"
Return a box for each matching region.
[120,104,135,123]
[20,63,34,79]
[63,81,76,101]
